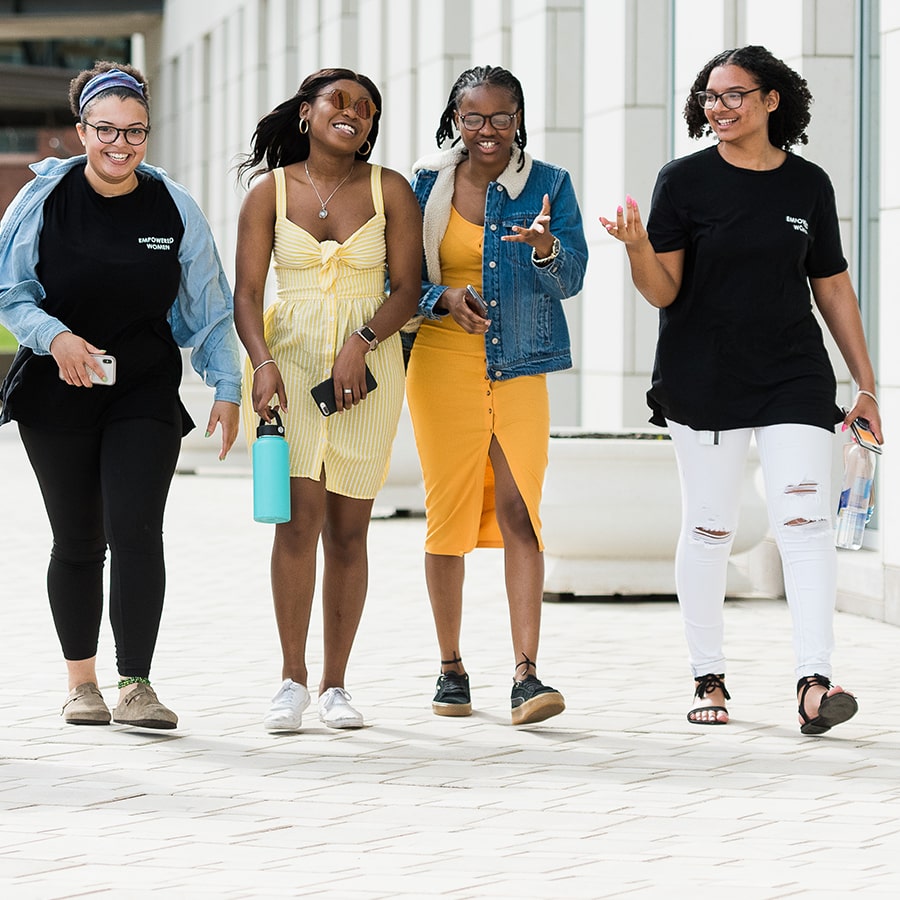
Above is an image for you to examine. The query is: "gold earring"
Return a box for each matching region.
[359,140,372,155]
[299,118,309,134]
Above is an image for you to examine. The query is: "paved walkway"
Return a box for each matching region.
[1,422,899,899]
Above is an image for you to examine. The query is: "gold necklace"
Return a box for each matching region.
[305,161,354,219]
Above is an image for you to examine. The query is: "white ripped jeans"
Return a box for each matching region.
[667,421,836,680]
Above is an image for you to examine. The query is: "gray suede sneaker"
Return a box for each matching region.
[61,682,111,725]
[113,683,178,729]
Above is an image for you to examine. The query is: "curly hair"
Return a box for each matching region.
[683,45,812,150]
[238,67,382,184]
[435,65,528,171]
[68,60,150,120]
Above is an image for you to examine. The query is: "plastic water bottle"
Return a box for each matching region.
[252,411,290,523]
[834,440,875,550]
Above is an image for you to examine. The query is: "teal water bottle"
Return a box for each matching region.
[252,411,290,523]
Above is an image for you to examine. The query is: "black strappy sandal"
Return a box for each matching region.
[797,674,858,735]
[687,673,730,725]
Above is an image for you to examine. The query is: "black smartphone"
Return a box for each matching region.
[465,284,489,316]
[849,416,882,454]
[310,365,377,417]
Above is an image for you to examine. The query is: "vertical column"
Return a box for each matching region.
[506,1,585,425]
[581,0,670,429]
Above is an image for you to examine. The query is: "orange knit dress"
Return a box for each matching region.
[406,206,549,555]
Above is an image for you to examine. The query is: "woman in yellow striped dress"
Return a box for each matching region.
[234,69,422,731]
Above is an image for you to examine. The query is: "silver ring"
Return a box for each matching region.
[343,388,353,393]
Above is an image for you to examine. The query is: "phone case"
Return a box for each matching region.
[89,354,116,385]
[850,417,882,454]
[466,284,488,314]
[310,365,377,416]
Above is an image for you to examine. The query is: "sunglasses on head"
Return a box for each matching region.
[317,88,377,120]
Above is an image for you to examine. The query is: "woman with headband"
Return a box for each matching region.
[0,61,242,729]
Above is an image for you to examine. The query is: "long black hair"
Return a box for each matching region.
[435,65,528,171]
[238,67,382,183]
[683,45,813,150]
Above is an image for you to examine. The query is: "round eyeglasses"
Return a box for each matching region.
[317,89,377,120]
[457,112,518,131]
[695,87,763,110]
[82,121,150,145]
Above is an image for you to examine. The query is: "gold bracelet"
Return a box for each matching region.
[253,358,277,375]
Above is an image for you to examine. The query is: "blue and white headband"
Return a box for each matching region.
[78,69,146,116]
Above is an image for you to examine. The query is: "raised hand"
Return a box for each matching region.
[599,195,648,246]
[503,193,555,258]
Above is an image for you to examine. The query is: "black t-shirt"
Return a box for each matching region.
[11,166,188,431]
[645,146,846,432]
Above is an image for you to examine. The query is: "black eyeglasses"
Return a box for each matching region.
[82,121,150,145]
[457,111,518,131]
[318,89,377,120]
[695,87,763,110]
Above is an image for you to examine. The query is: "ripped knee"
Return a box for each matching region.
[690,526,733,545]
[782,481,828,529]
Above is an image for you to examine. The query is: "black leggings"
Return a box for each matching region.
[19,418,182,677]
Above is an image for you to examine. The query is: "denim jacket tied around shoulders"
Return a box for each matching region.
[410,147,588,380]
[0,155,241,406]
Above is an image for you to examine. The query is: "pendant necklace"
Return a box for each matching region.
[305,161,355,219]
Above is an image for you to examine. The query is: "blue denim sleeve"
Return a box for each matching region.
[530,168,588,300]
[0,179,70,354]
[163,181,242,404]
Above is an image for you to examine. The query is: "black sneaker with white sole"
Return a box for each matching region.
[432,671,472,716]
[510,674,565,725]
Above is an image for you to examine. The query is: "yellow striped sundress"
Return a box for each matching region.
[241,164,405,499]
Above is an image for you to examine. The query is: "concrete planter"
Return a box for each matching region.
[542,430,770,598]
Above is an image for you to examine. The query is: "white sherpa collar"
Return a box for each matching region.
[413,147,533,284]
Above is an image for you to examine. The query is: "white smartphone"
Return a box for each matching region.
[88,354,117,385]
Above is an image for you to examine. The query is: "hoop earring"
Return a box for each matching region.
[359,140,372,155]
[299,118,309,134]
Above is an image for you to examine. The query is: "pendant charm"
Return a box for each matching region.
[318,209,328,219]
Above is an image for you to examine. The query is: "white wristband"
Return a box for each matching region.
[253,358,277,375]
[856,389,878,407]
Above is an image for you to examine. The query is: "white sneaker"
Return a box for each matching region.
[318,687,364,729]
[263,679,310,731]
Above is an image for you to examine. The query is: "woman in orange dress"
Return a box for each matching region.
[406,66,588,725]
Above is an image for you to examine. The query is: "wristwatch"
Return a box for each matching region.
[354,325,379,351]
[532,236,561,265]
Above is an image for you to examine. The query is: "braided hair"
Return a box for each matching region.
[435,65,528,171]
[683,45,813,150]
[238,67,382,184]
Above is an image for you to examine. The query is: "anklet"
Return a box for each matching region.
[515,653,537,673]
[118,676,151,689]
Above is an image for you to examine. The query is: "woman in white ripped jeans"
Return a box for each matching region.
[668,422,837,701]
[602,45,883,734]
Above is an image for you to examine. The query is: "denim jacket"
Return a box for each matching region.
[0,155,241,406]
[410,147,587,380]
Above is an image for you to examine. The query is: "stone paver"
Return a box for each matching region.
[2,422,900,898]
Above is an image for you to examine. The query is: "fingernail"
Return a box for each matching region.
[617,205,623,214]
[204,430,211,438]
[841,423,848,432]
[626,194,633,205]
